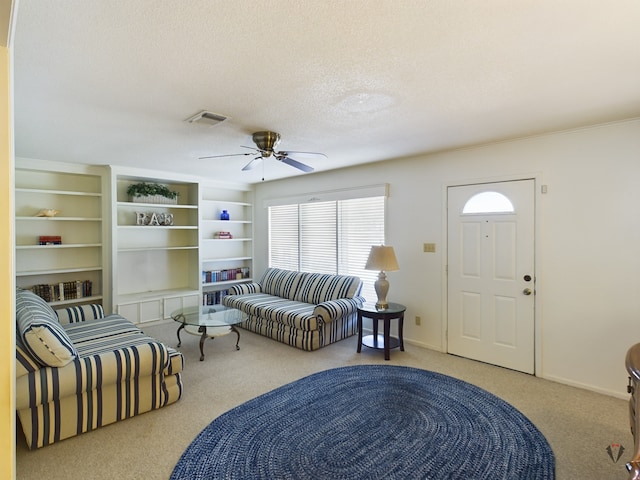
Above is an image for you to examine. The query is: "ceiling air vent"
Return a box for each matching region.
[185,110,228,126]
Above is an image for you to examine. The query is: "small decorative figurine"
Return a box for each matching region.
[36,209,60,217]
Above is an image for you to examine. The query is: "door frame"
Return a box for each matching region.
[441,173,544,375]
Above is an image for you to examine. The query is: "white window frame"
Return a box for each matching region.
[266,184,388,302]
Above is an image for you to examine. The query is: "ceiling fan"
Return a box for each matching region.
[199,131,326,173]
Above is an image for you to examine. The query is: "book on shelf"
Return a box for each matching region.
[214,231,233,239]
[202,267,250,283]
[38,235,62,245]
[202,289,229,306]
[31,280,93,303]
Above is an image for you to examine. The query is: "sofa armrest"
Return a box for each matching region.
[56,304,105,324]
[16,340,170,410]
[228,282,263,295]
[314,297,364,323]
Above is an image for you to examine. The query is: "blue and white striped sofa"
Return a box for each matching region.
[222,268,364,351]
[15,289,184,449]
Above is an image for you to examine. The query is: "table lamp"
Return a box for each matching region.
[365,245,399,310]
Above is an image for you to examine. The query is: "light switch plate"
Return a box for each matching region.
[423,243,436,253]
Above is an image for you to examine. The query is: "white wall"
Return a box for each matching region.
[252,118,640,398]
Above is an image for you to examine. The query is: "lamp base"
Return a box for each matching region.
[374,271,390,311]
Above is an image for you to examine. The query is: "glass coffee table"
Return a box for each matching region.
[171,305,244,361]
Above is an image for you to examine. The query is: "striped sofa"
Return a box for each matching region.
[15,289,184,449]
[222,268,364,351]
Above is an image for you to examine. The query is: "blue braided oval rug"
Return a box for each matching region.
[171,365,555,479]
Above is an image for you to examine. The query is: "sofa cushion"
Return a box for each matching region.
[260,268,305,300]
[15,334,40,378]
[294,272,362,304]
[64,314,147,356]
[224,293,319,331]
[16,289,78,367]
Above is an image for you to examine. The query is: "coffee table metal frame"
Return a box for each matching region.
[172,305,243,361]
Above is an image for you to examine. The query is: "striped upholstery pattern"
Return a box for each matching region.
[224,293,318,330]
[16,289,78,367]
[56,303,105,324]
[314,298,364,324]
[15,312,184,449]
[241,310,359,351]
[16,335,40,378]
[223,269,363,351]
[228,282,262,295]
[260,268,305,299]
[294,272,362,304]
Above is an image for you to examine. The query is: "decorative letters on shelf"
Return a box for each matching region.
[135,212,174,226]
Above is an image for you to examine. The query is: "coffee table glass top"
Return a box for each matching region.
[171,304,243,328]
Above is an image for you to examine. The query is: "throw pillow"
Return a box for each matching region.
[16,289,78,367]
[56,303,105,324]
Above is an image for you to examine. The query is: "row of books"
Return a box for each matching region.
[202,289,230,306]
[32,280,93,303]
[202,268,250,283]
[38,235,62,245]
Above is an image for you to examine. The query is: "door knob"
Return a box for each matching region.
[523,288,533,296]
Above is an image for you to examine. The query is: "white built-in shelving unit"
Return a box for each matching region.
[111,168,201,324]
[14,158,108,308]
[200,185,253,306]
[13,161,254,323]
[110,169,253,324]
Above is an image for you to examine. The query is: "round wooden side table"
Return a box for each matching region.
[357,302,406,360]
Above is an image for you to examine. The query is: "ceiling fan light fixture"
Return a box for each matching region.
[200,130,324,175]
[185,110,228,126]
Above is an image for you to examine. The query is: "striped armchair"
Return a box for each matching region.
[222,268,364,351]
[15,289,183,449]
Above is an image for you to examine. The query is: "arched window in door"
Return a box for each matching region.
[462,191,515,214]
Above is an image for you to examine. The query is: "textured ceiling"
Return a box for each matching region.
[12,1,640,184]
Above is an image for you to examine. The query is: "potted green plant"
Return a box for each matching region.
[126,182,179,204]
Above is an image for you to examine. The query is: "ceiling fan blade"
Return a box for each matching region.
[242,157,262,171]
[199,152,254,160]
[277,150,327,159]
[278,156,315,173]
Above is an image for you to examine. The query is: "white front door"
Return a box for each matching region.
[447,180,535,374]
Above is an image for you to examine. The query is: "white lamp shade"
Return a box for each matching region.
[365,245,399,272]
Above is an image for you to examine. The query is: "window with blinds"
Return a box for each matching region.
[268,195,385,302]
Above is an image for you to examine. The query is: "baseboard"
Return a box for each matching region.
[403,338,444,352]
[138,317,174,329]
[541,373,628,400]
[398,336,628,400]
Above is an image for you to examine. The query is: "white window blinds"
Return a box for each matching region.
[268,195,385,302]
[268,204,299,271]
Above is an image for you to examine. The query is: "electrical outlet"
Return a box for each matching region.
[423,243,436,253]
[415,316,421,326]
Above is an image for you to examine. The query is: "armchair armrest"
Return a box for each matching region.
[56,304,105,324]
[16,340,169,410]
[228,282,263,295]
[314,297,364,323]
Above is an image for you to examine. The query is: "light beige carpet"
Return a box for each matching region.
[16,322,633,479]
